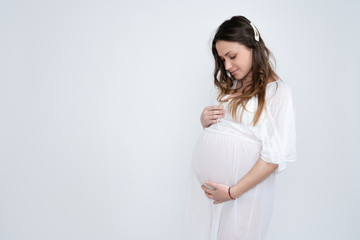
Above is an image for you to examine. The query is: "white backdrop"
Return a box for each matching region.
[1,0,359,239]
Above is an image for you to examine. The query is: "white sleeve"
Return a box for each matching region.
[252,83,297,174]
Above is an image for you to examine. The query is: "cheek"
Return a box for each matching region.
[236,56,252,71]
[247,59,253,70]
[244,54,253,70]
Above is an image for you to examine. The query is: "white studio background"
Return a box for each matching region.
[0,0,359,239]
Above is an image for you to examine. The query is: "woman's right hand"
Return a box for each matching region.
[200,105,225,129]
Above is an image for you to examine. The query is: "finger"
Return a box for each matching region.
[209,110,225,117]
[201,185,215,194]
[205,181,217,189]
[207,194,215,200]
[201,185,211,193]
[208,114,225,120]
[213,105,225,110]
[204,106,219,112]
[211,110,225,115]
[207,115,224,124]
[203,183,216,191]
[208,110,225,118]
[207,105,224,111]
[211,119,220,124]
[204,191,212,198]
[209,117,220,124]
[209,108,225,115]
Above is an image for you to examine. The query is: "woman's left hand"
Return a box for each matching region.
[201,181,232,204]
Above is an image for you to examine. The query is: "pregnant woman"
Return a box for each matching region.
[182,16,297,240]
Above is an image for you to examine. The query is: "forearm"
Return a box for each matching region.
[231,158,278,199]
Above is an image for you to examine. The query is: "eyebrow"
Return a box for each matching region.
[219,51,234,58]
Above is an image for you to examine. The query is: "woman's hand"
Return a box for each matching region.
[200,105,225,129]
[201,181,232,204]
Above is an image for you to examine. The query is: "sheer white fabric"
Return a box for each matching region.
[182,79,297,240]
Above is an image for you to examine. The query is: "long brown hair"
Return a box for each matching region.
[212,16,278,126]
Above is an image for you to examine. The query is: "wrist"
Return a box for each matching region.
[230,184,243,199]
[228,186,236,200]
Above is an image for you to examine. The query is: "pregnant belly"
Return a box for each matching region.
[192,128,261,186]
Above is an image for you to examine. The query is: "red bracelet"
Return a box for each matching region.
[228,186,235,200]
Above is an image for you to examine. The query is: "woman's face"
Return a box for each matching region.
[215,40,253,81]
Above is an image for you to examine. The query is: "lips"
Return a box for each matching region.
[231,70,238,75]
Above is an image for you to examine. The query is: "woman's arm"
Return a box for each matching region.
[230,158,278,198]
[201,158,278,204]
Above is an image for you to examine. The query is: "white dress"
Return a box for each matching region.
[182,79,297,240]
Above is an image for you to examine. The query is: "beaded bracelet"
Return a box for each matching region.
[228,186,235,200]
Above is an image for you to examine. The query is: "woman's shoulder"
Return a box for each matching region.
[266,79,293,100]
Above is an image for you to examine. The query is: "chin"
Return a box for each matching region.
[233,73,243,80]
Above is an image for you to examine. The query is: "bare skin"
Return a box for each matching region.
[200,77,278,203]
[200,77,276,129]
[200,40,280,203]
[200,105,226,129]
[201,158,278,204]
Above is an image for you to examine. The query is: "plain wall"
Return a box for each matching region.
[0,0,359,239]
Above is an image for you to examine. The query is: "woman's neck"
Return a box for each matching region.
[233,75,278,95]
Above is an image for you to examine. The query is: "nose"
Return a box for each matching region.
[224,60,232,70]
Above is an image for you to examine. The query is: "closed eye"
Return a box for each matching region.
[220,55,236,63]
[220,56,236,62]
